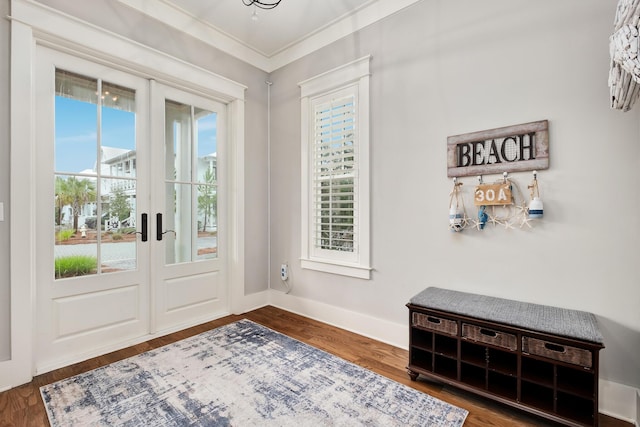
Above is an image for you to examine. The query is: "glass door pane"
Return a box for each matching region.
[195,107,218,260]
[54,69,138,278]
[164,101,218,265]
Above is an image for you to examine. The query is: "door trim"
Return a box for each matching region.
[6,0,247,387]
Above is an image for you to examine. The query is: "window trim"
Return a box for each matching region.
[299,56,371,279]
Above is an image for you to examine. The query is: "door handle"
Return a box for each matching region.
[157,213,163,241]
[137,213,148,242]
[156,213,175,241]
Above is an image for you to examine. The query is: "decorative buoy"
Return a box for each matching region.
[528,197,544,219]
[527,171,544,219]
[449,177,467,232]
[449,206,465,232]
[477,205,488,229]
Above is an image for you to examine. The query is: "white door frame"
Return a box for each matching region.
[4,0,247,389]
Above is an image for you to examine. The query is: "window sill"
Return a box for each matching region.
[301,258,371,280]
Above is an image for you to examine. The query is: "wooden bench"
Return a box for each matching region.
[407,287,604,427]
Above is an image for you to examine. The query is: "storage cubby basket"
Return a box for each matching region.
[412,312,458,336]
[522,336,592,368]
[462,324,517,351]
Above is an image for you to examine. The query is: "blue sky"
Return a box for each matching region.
[55,96,217,174]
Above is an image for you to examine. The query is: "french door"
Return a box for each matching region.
[150,82,228,333]
[35,47,228,372]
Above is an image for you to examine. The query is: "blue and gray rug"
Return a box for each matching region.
[41,319,468,426]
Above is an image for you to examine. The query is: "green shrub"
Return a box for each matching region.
[111,233,123,241]
[55,255,97,278]
[56,229,75,242]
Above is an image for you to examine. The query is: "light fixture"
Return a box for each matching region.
[242,0,282,10]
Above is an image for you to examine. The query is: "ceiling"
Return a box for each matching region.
[167,0,376,57]
[117,0,421,72]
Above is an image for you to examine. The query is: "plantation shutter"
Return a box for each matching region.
[312,95,357,253]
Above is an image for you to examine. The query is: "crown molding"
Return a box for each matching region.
[268,0,419,72]
[116,0,272,71]
[117,0,421,73]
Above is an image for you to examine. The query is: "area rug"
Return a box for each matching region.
[40,319,468,426]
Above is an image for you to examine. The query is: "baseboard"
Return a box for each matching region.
[636,390,640,427]
[268,290,637,424]
[232,290,269,315]
[0,352,36,391]
[268,290,408,350]
[599,379,638,424]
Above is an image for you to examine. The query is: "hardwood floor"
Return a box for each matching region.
[0,306,632,427]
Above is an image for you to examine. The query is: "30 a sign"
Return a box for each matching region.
[447,120,549,177]
[474,183,512,206]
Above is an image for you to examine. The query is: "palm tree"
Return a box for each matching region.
[108,187,131,225]
[54,176,72,226]
[58,176,97,232]
[198,167,217,232]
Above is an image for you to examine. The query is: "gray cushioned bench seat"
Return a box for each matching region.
[409,287,603,344]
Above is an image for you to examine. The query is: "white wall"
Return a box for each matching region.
[268,0,640,417]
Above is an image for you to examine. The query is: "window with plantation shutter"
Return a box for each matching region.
[314,95,357,253]
[299,56,371,279]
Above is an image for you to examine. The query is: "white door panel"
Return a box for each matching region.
[35,47,150,371]
[54,285,141,338]
[150,83,228,333]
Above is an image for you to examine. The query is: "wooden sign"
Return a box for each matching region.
[447,120,549,177]
[474,183,513,206]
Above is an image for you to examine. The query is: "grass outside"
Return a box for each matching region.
[55,255,97,278]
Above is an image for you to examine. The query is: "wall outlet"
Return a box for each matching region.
[280,263,288,281]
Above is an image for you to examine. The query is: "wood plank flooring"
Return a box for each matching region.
[0,306,632,427]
